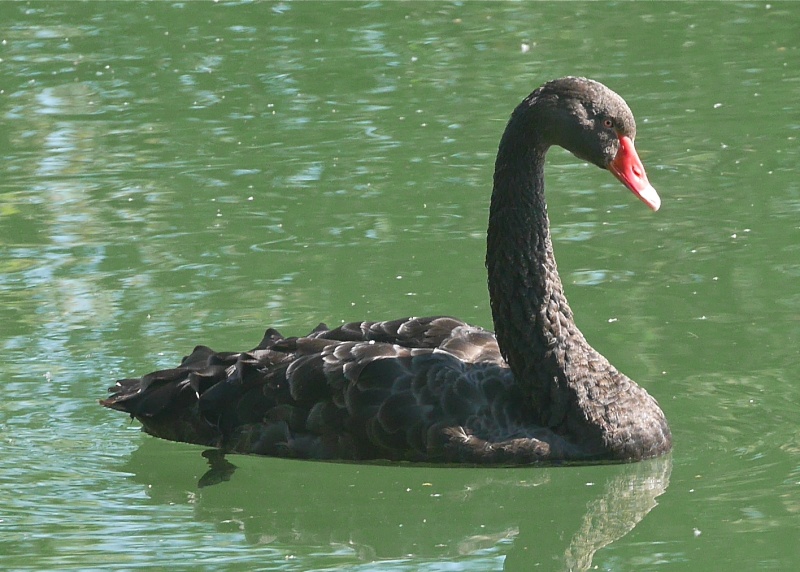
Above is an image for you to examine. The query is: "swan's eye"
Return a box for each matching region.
[602,118,614,129]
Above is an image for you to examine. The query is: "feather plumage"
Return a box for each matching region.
[102,78,672,464]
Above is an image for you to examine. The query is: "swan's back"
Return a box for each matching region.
[102,316,534,462]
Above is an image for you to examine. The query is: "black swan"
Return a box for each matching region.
[102,77,672,464]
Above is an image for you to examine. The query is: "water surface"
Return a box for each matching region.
[1,2,799,570]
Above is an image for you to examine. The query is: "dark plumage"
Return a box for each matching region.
[101,77,672,464]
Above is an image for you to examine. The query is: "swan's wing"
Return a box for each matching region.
[101,317,519,461]
[308,316,506,365]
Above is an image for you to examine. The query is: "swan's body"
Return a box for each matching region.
[102,77,672,464]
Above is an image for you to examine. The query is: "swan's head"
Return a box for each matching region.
[527,76,661,211]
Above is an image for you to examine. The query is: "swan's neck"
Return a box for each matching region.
[483,92,672,460]
[487,133,591,424]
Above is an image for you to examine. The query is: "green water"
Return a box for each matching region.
[1,2,798,570]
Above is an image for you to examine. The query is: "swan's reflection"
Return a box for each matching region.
[121,442,670,571]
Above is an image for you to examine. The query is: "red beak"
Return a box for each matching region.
[608,135,661,211]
